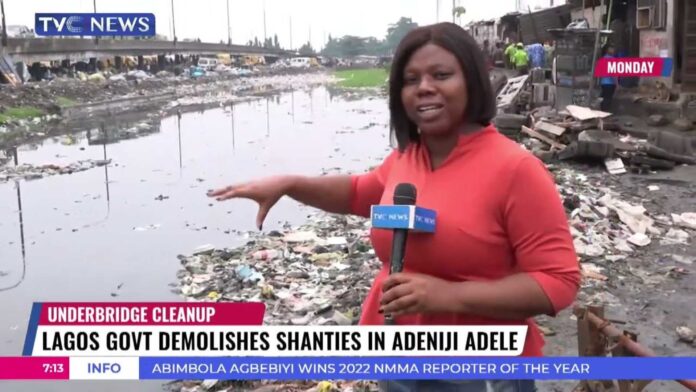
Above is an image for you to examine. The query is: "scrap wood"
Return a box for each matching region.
[535,120,567,136]
[521,125,566,150]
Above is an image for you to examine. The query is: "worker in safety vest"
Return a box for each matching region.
[504,42,517,69]
[513,43,529,75]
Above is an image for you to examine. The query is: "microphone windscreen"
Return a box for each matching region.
[393,183,417,205]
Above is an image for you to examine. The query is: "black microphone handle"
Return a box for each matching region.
[390,229,409,274]
[385,228,409,325]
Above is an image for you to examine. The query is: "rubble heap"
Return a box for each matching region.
[494,74,696,175]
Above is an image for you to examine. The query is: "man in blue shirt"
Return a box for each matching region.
[600,46,617,111]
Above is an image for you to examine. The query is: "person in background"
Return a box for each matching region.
[209,22,579,392]
[513,43,529,75]
[504,41,517,69]
[481,39,493,69]
[492,42,505,68]
[527,42,545,69]
[600,45,617,111]
[544,41,554,70]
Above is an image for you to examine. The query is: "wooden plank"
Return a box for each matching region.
[535,120,567,136]
[566,105,612,120]
[521,125,566,150]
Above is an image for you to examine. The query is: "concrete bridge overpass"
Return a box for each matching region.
[1,38,292,63]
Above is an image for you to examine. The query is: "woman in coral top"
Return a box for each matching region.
[209,23,579,392]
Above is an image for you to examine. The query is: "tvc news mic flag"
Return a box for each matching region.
[370,205,436,232]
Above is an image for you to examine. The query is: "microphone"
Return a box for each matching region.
[383,184,417,325]
[389,183,417,277]
[370,183,437,325]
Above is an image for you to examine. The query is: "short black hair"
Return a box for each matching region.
[388,22,496,151]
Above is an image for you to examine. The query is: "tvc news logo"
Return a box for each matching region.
[35,13,155,36]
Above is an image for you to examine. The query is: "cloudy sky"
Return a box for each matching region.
[6,0,554,49]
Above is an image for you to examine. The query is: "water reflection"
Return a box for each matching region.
[0,148,27,293]
[0,132,116,294]
[266,98,270,137]
[230,103,236,150]
[177,111,183,170]
[0,86,390,365]
[87,119,161,146]
[291,90,295,123]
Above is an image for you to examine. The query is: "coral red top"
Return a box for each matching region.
[349,125,580,356]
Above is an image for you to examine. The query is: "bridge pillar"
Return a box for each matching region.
[137,55,144,70]
[115,56,123,72]
[157,54,166,72]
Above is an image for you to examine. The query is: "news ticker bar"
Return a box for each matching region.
[1,357,696,380]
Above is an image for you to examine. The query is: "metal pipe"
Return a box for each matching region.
[171,0,177,43]
[93,0,98,45]
[1,0,8,47]
[226,0,231,45]
[583,309,696,391]
[587,0,605,107]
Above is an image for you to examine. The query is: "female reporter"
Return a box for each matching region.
[208,23,579,392]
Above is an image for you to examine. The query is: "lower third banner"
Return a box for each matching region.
[2,356,695,380]
[137,357,695,380]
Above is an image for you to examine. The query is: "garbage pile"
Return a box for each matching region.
[177,214,380,327]
[551,165,695,259]
[173,214,381,392]
[0,159,111,183]
[495,104,696,174]
[544,163,695,326]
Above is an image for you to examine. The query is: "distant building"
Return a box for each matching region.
[467,20,499,47]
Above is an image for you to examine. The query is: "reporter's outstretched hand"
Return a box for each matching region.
[207,176,293,230]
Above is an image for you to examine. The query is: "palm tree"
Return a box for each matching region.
[453,6,466,25]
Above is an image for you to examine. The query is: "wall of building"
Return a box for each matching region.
[570,5,607,28]
[638,0,674,87]
[469,23,499,47]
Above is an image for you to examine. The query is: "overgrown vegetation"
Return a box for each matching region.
[322,17,418,58]
[55,96,77,108]
[0,106,44,124]
[335,68,388,88]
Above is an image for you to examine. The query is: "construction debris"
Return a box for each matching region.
[505,103,696,174]
[676,326,695,343]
